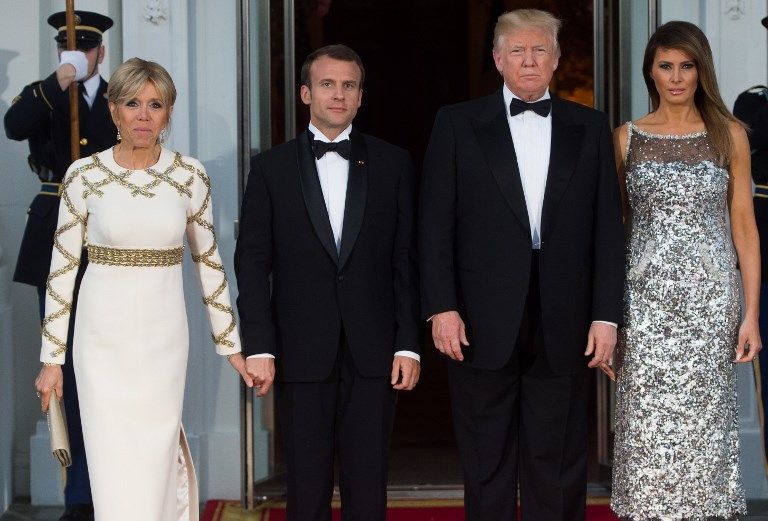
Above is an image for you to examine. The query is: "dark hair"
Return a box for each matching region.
[300,44,365,89]
[642,21,741,165]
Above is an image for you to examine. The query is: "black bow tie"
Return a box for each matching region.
[312,139,351,160]
[509,97,551,118]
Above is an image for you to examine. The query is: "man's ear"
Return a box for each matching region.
[300,84,312,106]
[97,45,106,64]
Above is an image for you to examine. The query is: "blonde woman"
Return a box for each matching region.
[612,22,761,519]
[34,58,252,521]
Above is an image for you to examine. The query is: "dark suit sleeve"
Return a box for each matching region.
[393,152,420,353]
[591,115,625,324]
[419,108,459,319]
[234,156,276,357]
[4,76,57,141]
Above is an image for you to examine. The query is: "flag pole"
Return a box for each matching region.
[65,0,80,161]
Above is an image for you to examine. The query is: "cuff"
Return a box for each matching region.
[593,320,618,328]
[247,353,275,360]
[394,350,420,362]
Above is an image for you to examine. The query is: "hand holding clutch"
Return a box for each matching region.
[47,393,71,467]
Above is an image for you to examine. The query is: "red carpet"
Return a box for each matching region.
[202,499,619,520]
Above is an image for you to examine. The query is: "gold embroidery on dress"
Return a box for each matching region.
[83,153,193,199]
[43,162,90,358]
[185,162,237,348]
[88,244,184,267]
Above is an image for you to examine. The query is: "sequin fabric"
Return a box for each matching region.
[611,123,745,520]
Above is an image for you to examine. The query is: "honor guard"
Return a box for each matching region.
[733,15,768,463]
[4,11,116,521]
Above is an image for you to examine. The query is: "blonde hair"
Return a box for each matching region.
[494,9,562,58]
[107,57,176,110]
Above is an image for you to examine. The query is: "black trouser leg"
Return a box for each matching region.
[448,359,521,521]
[277,374,337,521]
[449,253,589,521]
[336,343,395,521]
[277,336,395,521]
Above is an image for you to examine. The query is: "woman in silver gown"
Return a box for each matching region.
[611,21,761,520]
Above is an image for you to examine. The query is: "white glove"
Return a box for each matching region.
[59,50,88,81]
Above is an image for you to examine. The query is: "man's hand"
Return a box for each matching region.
[391,356,420,391]
[585,322,617,369]
[245,357,276,397]
[431,310,469,361]
[56,50,88,91]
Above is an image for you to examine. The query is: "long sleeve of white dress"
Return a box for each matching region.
[40,159,88,365]
[184,158,241,355]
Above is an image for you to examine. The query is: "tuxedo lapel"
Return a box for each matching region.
[296,130,339,265]
[475,90,531,236]
[338,129,368,271]
[541,97,585,240]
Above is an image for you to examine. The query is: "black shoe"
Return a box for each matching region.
[59,504,94,521]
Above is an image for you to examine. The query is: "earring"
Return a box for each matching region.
[159,128,168,145]
[116,126,121,142]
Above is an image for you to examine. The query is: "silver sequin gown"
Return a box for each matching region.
[611,123,746,520]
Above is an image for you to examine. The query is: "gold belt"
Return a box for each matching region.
[87,244,184,267]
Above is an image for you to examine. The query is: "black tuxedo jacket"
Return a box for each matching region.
[419,91,624,374]
[235,128,419,382]
[5,74,116,287]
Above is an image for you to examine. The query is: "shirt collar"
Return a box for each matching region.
[82,74,101,101]
[502,84,551,113]
[308,122,353,143]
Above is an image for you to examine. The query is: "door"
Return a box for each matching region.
[237,0,659,503]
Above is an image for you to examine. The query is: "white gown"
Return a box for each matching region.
[40,147,241,521]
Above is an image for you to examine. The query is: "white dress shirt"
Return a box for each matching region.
[502,87,616,330]
[248,123,420,362]
[503,85,551,250]
[81,74,100,109]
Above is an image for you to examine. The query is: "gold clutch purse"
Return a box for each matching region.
[47,393,71,467]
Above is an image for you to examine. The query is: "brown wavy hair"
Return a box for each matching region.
[642,21,741,165]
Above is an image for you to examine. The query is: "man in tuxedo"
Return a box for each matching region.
[4,11,116,521]
[419,9,624,520]
[235,44,420,521]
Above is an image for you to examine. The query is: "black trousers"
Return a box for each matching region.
[276,335,397,521]
[448,254,590,521]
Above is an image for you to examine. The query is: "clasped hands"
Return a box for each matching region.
[228,352,420,398]
[430,310,617,371]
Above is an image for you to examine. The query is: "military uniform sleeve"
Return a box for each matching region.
[185,158,242,355]
[40,161,88,364]
[4,77,54,141]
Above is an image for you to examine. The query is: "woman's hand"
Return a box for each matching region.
[736,316,762,363]
[35,364,63,413]
[227,353,254,388]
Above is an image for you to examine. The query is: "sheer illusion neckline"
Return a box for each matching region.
[629,121,707,140]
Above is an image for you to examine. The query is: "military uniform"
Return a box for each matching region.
[6,72,116,288]
[4,11,116,521]
[734,84,768,459]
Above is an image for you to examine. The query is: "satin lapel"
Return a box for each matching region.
[474,90,531,236]
[540,97,585,240]
[297,130,339,265]
[338,129,368,271]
